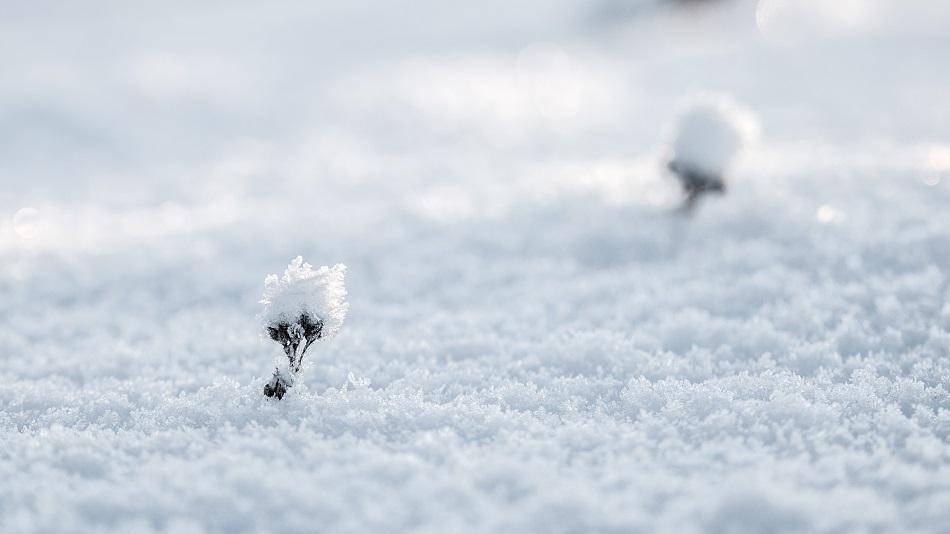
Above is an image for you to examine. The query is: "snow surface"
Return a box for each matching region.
[2,0,950,532]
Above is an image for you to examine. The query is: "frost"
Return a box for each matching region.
[260,257,347,399]
[3,1,950,532]
[260,256,348,338]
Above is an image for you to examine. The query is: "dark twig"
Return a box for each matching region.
[668,160,726,214]
[264,313,325,398]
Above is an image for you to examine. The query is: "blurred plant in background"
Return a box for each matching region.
[665,96,759,213]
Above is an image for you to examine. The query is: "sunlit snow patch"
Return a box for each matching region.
[816,204,846,224]
[756,0,880,44]
[13,207,42,240]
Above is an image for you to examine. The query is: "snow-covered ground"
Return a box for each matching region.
[2,1,950,532]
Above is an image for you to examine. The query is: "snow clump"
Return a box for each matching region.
[666,95,759,211]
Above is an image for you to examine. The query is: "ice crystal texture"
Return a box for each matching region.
[2,1,950,532]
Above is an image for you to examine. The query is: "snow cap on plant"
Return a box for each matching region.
[261,256,348,339]
[667,94,759,179]
[664,94,759,212]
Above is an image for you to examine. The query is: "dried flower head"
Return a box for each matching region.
[260,257,348,399]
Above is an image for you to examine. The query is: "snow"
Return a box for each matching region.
[667,95,758,182]
[260,257,348,340]
[2,0,950,532]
